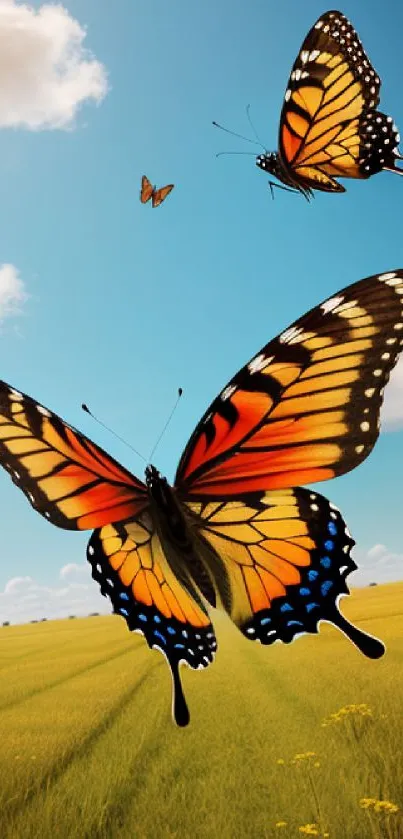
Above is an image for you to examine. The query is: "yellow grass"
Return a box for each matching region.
[0,582,402,839]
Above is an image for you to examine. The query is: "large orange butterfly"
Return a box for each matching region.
[140,175,174,208]
[1,270,402,725]
[256,10,403,199]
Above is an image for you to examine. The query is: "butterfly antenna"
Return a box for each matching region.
[212,120,264,149]
[81,403,147,464]
[245,104,266,149]
[148,388,183,462]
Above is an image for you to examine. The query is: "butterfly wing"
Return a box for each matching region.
[87,513,217,725]
[183,489,384,658]
[0,381,147,529]
[175,270,403,496]
[152,184,174,207]
[277,10,400,191]
[140,175,154,204]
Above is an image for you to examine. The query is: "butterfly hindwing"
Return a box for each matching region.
[175,271,403,496]
[87,514,217,725]
[0,381,147,529]
[184,488,384,658]
[277,10,401,190]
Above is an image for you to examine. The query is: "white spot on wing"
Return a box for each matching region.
[221,385,236,401]
[320,295,344,315]
[248,353,273,374]
[10,389,23,401]
[378,272,398,283]
[279,326,302,344]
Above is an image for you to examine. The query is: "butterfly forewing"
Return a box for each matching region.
[175,271,403,496]
[140,175,154,204]
[0,381,147,529]
[277,11,401,190]
[152,184,174,207]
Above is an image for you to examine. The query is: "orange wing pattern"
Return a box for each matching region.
[277,11,401,190]
[87,514,216,725]
[140,175,154,203]
[0,381,147,529]
[152,184,174,207]
[175,271,403,496]
[140,175,174,207]
[184,490,384,658]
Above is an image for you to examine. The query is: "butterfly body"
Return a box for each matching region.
[256,151,314,199]
[2,269,403,725]
[259,10,403,198]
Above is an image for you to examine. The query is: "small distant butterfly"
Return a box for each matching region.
[140,175,174,207]
[1,270,403,726]
[256,10,403,199]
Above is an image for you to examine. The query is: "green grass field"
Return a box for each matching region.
[0,583,402,839]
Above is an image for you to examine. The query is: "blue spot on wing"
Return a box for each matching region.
[138,614,147,622]
[280,603,293,613]
[167,626,176,635]
[308,570,319,582]
[260,617,271,625]
[324,540,334,551]
[306,603,319,613]
[300,587,311,596]
[287,620,304,628]
[119,608,129,617]
[154,615,161,624]
[328,522,337,536]
[320,557,331,569]
[119,593,130,601]
[153,630,167,645]
[321,580,334,596]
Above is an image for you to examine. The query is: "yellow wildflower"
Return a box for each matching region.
[359,798,399,814]
[277,759,285,765]
[359,798,375,809]
[275,822,287,829]
[322,703,372,726]
[299,825,319,836]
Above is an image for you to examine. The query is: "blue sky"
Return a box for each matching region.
[0,0,403,622]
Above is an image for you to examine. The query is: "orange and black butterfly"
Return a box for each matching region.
[140,175,174,207]
[256,10,403,199]
[1,270,403,725]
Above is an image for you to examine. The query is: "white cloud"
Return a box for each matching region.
[0,263,28,321]
[380,358,403,431]
[352,543,403,587]
[0,564,110,624]
[0,1,108,130]
[59,563,89,582]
